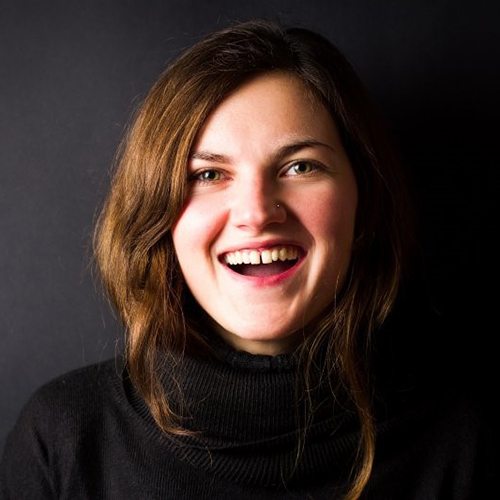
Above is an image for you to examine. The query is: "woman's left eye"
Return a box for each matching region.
[284,161,319,176]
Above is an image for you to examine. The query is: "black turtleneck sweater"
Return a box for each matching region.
[0,334,494,499]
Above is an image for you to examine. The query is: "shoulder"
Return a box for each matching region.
[30,358,122,409]
[370,382,495,498]
[0,359,127,498]
[7,359,124,440]
[20,359,122,423]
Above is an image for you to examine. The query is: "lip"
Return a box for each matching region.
[217,240,306,286]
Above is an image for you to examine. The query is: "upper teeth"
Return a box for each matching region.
[224,246,299,265]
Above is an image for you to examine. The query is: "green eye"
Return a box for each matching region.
[197,169,221,182]
[287,161,316,176]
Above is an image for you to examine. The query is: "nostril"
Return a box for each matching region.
[230,198,286,230]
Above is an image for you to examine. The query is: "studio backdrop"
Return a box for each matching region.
[1,0,498,453]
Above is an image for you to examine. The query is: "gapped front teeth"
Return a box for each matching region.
[224,246,299,265]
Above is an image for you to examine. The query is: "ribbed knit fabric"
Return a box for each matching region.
[125,336,358,490]
[0,329,495,499]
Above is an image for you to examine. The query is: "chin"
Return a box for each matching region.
[214,319,305,355]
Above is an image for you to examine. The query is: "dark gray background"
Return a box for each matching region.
[1,0,498,454]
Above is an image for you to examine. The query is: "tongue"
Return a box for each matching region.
[234,260,295,277]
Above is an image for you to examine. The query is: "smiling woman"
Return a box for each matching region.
[0,19,493,500]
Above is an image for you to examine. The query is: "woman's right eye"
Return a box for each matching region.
[190,169,223,184]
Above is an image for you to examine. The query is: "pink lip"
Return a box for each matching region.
[219,243,306,287]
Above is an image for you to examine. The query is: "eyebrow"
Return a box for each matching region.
[190,139,336,164]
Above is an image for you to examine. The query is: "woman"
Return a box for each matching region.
[1,20,492,499]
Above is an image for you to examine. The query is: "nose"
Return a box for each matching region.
[229,175,286,232]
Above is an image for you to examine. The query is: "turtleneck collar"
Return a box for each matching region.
[124,332,359,488]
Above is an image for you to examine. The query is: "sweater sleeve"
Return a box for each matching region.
[1,390,56,499]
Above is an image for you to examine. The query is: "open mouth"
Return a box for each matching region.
[222,245,302,277]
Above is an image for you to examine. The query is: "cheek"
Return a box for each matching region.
[172,198,225,258]
[299,187,357,243]
[307,188,358,295]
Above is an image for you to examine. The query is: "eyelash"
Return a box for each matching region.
[189,160,323,185]
[189,169,226,185]
[283,160,321,177]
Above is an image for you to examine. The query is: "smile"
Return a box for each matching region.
[222,245,302,278]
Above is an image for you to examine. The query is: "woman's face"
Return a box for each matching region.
[172,72,358,355]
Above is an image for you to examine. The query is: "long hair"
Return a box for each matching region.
[94,20,414,499]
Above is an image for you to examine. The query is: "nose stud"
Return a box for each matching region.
[275,203,280,209]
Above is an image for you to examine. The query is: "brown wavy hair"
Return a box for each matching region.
[94,20,414,499]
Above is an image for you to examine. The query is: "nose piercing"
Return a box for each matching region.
[275,203,280,209]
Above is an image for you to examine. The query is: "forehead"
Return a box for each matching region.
[192,71,337,153]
